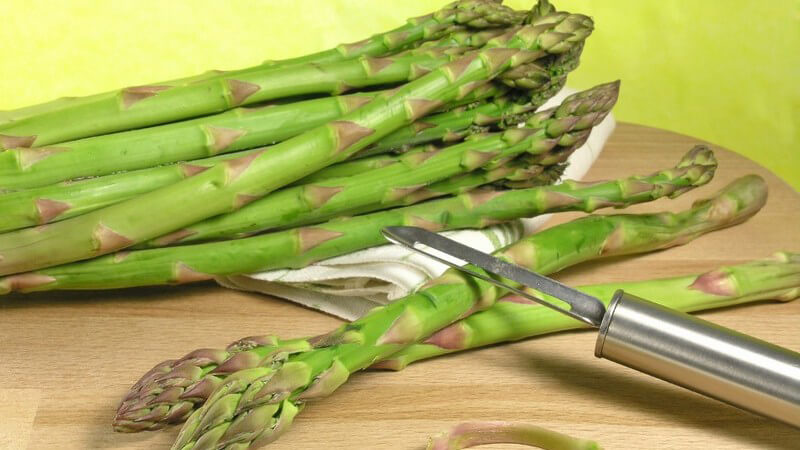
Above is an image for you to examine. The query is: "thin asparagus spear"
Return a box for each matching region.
[1,147,713,294]
[427,422,602,450]
[109,150,721,432]
[140,82,617,247]
[0,1,525,149]
[168,175,765,449]
[377,251,800,370]
[0,15,594,275]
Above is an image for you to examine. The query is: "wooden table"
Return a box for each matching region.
[2,124,799,450]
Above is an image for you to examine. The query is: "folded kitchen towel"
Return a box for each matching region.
[217,87,616,320]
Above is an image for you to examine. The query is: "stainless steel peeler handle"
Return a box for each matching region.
[595,291,800,428]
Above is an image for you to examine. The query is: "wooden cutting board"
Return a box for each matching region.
[2,123,798,450]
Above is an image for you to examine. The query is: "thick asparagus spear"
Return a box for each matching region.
[110,150,720,432]
[0,147,713,294]
[167,175,765,449]
[377,251,800,370]
[0,0,525,148]
[139,82,617,247]
[0,15,593,276]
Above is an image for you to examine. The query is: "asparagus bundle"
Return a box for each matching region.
[110,152,724,432]
[0,146,714,294]
[0,13,593,276]
[0,0,526,148]
[161,176,765,449]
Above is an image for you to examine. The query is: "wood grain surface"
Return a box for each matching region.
[1,123,798,450]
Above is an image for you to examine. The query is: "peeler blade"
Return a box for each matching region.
[382,226,606,327]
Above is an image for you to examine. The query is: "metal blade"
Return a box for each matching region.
[382,226,606,327]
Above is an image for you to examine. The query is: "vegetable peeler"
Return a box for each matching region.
[381,226,800,428]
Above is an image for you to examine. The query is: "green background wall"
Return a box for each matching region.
[1,0,797,189]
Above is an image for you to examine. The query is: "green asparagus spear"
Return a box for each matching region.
[377,251,800,370]
[0,91,382,191]
[0,15,593,276]
[109,150,721,432]
[427,421,602,450]
[0,0,525,148]
[168,175,765,449]
[0,146,713,294]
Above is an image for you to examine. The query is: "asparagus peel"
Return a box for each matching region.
[166,174,763,450]
[0,0,525,148]
[427,421,602,450]
[109,149,719,432]
[378,251,800,370]
[1,146,713,294]
[0,15,593,276]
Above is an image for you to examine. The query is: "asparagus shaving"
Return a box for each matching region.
[427,422,601,450]
[1,146,714,293]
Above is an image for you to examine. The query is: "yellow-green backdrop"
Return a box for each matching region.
[1,0,797,189]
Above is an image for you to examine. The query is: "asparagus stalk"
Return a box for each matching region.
[0,15,593,276]
[109,150,720,432]
[0,147,713,294]
[427,422,602,450]
[167,175,765,450]
[0,91,378,190]
[377,251,800,370]
[139,82,617,247]
[0,0,525,148]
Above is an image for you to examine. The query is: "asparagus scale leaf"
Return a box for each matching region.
[110,149,719,432]
[1,146,714,294]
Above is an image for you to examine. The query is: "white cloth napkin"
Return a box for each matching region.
[218,88,616,320]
